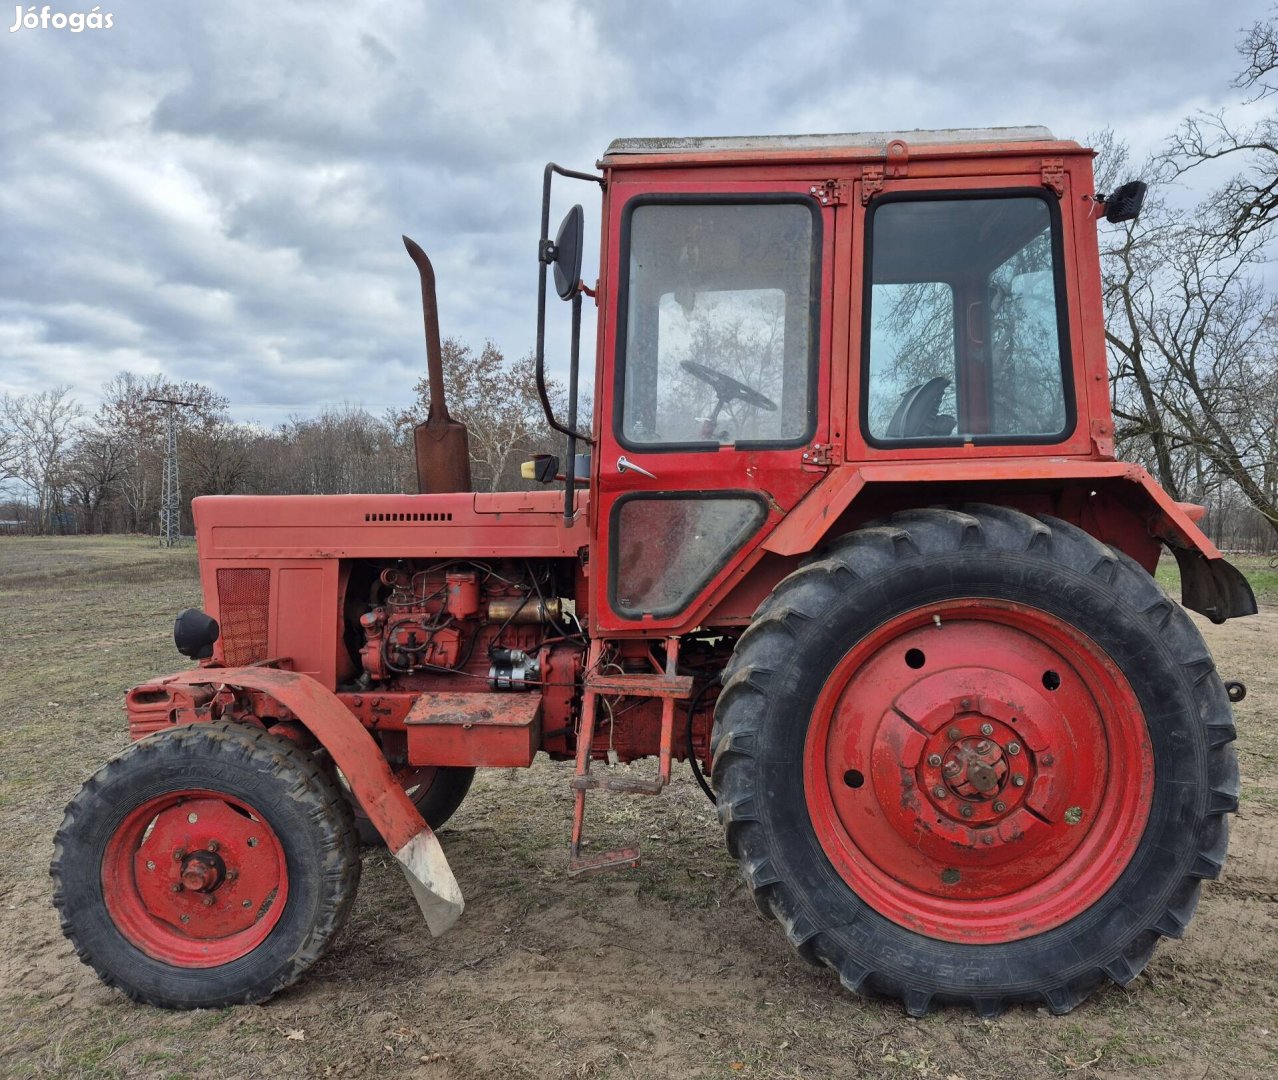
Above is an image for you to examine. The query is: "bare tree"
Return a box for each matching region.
[2,387,83,533]
[1163,10,1278,247]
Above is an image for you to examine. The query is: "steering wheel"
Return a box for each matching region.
[885,376,953,438]
[680,361,778,412]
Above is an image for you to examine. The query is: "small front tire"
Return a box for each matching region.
[52,722,361,1009]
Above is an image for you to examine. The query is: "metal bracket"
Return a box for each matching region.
[1089,417,1113,458]
[809,179,848,207]
[802,442,841,467]
[1041,158,1066,197]
[860,140,910,205]
[861,167,884,204]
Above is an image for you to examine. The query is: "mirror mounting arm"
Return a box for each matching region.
[535,163,603,525]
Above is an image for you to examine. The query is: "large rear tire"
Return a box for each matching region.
[52,722,361,1009]
[710,506,1238,1016]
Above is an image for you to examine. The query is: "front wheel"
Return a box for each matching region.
[711,506,1238,1015]
[52,722,360,1008]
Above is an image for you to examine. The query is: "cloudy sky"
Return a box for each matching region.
[0,1,1265,425]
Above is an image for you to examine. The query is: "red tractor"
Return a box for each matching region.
[53,127,1255,1017]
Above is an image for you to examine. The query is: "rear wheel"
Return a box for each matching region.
[52,722,360,1008]
[711,506,1238,1015]
[349,764,475,847]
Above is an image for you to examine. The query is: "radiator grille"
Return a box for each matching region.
[216,568,270,666]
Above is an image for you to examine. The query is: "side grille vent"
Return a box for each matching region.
[215,568,270,666]
[363,512,453,522]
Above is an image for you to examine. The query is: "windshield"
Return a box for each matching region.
[864,194,1071,443]
[618,200,819,448]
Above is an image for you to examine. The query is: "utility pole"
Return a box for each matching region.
[144,397,196,546]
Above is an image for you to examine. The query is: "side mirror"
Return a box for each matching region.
[1105,180,1147,224]
[552,204,585,300]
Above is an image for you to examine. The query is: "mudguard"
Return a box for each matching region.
[153,666,464,935]
[763,460,1257,623]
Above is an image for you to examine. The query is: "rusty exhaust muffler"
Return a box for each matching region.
[403,235,472,494]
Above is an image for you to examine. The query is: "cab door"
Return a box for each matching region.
[590,182,842,634]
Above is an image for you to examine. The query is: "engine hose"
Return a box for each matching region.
[686,678,720,805]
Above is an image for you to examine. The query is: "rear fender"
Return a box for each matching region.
[762,461,1257,623]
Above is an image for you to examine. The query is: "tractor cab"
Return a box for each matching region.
[534,128,1223,636]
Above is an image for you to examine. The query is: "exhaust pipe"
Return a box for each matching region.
[402,235,472,494]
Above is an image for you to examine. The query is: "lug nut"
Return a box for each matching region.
[993,800,1006,813]
[226,869,238,881]
[960,699,972,710]
[202,896,215,907]
[927,754,942,767]
[933,786,948,799]
[1012,775,1026,787]
[242,899,252,909]
[247,837,258,848]
[145,860,155,871]
[207,840,219,853]
[1007,742,1021,755]
[960,804,974,818]
[980,723,994,736]
[180,914,190,924]
[947,727,961,741]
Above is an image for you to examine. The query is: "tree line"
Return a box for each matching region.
[0,341,568,537]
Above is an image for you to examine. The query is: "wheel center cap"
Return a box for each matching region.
[942,737,1008,800]
[180,850,226,892]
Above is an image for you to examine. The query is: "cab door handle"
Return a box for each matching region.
[616,456,657,479]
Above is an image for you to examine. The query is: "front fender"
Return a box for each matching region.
[137,666,464,935]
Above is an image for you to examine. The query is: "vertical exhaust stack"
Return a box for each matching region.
[402,236,472,494]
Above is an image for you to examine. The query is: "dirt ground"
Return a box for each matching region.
[1,537,1275,1080]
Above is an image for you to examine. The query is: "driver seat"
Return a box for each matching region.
[885,376,956,438]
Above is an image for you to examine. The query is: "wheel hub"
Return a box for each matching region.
[804,599,1154,943]
[920,715,1040,826]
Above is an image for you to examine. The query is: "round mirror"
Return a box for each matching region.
[553,204,585,300]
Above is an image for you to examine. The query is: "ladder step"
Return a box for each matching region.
[583,672,694,699]
[568,846,641,878]
[571,774,665,795]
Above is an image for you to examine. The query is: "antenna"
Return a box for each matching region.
[143,397,196,547]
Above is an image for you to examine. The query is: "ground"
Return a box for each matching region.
[0,536,1275,1080]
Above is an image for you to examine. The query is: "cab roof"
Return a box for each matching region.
[601,126,1081,168]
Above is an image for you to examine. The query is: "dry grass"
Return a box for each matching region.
[1,536,1276,1079]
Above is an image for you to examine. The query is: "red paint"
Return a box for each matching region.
[102,790,288,967]
[114,131,1247,869]
[404,691,541,767]
[803,599,1154,942]
[159,667,429,853]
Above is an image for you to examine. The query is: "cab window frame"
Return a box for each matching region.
[613,193,823,454]
[859,187,1077,449]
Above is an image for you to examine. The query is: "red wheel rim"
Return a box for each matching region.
[102,790,288,966]
[804,599,1154,943]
